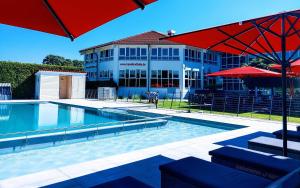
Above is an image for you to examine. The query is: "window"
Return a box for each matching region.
[151,69,179,88]
[119,69,147,87]
[99,49,114,62]
[185,70,201,88]
[99,70,113,80]
[204,51,218,64]
[185,48,201,62]
[150,47,180,61]
[221,53,248,70]
[222,78,243,91]
[119,47,148,60]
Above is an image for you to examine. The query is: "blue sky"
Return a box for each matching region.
[1,0,300,64]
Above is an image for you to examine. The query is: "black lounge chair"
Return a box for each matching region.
[248,136,300,160]
[160,157,271,188]
[297,126,300,132]
[160,157,300,188]
[273,130,300,142]
[209,146,300,180]
[91,176,152,188]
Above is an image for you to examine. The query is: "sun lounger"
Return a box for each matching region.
[160,157,300,188]
[273,130,300,142]
[159,157,272,188]
[209,145,300,180]
[248,136,300,160]
[92,176,152,188]
[265,167,300,188]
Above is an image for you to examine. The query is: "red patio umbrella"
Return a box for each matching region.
[163,9,300,156]
[271,59,300,74]
[207,66,282,78]
[0,0,156,40]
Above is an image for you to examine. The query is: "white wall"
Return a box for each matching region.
[38,75,60,100]
[71,76,86,99]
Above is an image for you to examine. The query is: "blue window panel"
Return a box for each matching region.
[151,48,157,56]
[120,48,125,56]
[141,48,147,56]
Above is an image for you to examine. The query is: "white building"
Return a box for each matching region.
[80,31,221,98]
[35,71,86,100]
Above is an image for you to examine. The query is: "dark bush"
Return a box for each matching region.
[0,61,83,99]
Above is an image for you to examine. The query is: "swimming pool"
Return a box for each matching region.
[0,102,244,180]
[0,102,148,138]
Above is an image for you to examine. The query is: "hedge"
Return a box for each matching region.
[0,61,83,99]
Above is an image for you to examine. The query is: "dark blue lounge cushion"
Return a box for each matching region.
[91,176,152,188]
[267,167,300,188]
[209,146,300,175]
[159,157,271,188]
[273,130,300,142]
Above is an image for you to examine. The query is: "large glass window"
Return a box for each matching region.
[151,48,180,61]
[185,48,201,62]
[184,70,201,88]
[84,53,98,68]
[221,53,247,70]
[119,69,147,87]
[99,49,114,62]
[204,51,218,64]
[151,70,179,88]
[99,70,113,80]
[119,47,147,60]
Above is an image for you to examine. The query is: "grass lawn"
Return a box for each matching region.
[157,100,300,124]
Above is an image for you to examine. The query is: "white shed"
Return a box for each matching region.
[35,71,86,100]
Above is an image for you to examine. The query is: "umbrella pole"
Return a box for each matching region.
[281,14,288,157]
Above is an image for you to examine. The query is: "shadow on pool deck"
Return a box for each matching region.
[43,155,173,188]
[215,131,275,148]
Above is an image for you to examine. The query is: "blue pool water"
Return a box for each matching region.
[0,102,144,138]
[0,102,244,180]
[0,117,242,180]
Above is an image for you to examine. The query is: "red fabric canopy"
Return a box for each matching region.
[270,59,300,73]
[207,66,281,78]
[0,0,156,40]
[164,9,300,56]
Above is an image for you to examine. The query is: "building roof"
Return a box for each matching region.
[36,70,86,76]
[80,31,182,53]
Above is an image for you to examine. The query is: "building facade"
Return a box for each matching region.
[80,31,222,98]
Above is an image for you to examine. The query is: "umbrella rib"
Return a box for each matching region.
[218,28,277,64]
[285,16,299,36]
[252,20,281,38]
[43,0,74,41]
[133,0,146,9]
[242,17,280,62]
[287,28,300,37]
[251,18,282,63]
[207,16,276,50]
[287,45,300,62]
[223,42,277,64]
[285,16,300,39]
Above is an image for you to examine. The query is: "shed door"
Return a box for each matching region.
[71,76,85,99]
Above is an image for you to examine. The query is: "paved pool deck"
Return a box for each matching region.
[0,99,298,188]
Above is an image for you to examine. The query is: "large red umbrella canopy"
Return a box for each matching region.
[271,59,300,74]
[163,9,300,157]
[164,9,300,64]
[207,66,282,78]
[0,0,156,40]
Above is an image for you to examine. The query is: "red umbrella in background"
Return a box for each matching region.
[163,9,300,156]
[271,59,300,75]
[207,66,282,78]
[0,0,156,40]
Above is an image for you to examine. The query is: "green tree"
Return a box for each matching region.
[42,55,83,67]
[245,58,270,69]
